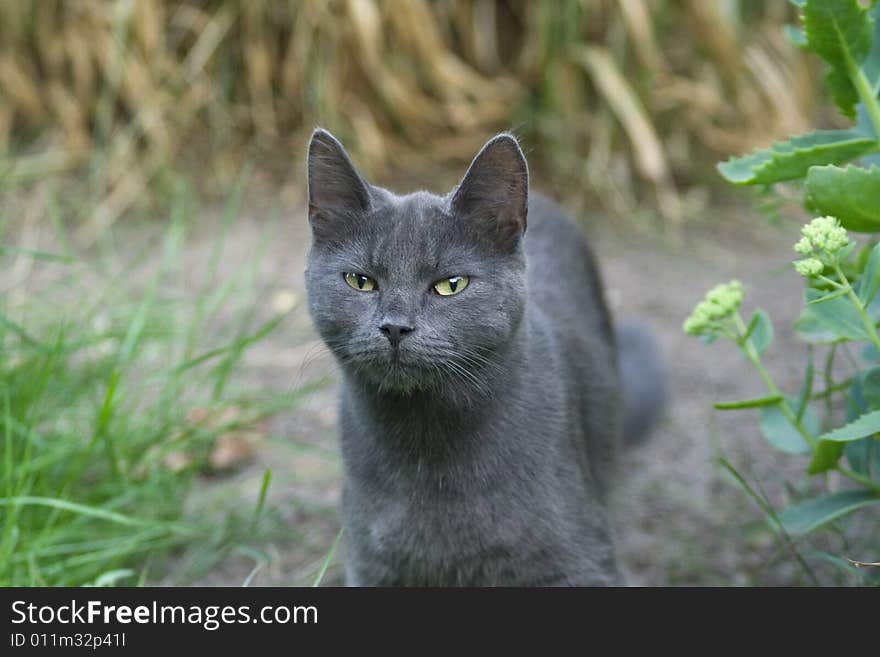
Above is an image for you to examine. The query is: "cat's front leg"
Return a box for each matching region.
[341,531,398,586]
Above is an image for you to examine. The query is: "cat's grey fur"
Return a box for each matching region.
[304,128,666,586]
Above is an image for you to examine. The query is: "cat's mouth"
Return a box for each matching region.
[334,338,493,396]
[341,343,445,394]
[362,348,431,393]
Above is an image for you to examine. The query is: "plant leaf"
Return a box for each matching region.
[778,489,880,535]
[807,439,845,474]
[858,366,880,408]
[844,370,880,478]
[845,435,880,478]
[717,130,877,185]
[799,286,870,341]
[819,408,880,441]
[856,242,880,305]
[759,396,817,454]
[802,0,874,118]
[794,309,840,343]
[847,366,880,415]
[805,165,880,232]
[745,308,773,355]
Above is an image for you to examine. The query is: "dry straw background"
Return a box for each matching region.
[1,0,823,227]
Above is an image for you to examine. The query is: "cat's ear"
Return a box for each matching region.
[307,128,372,241]
[450,133,528,251]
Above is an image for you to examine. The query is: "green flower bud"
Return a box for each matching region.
[793,257,824,278]
[796,216,851,262]
[683,280,744,337]
[794,237,813,256]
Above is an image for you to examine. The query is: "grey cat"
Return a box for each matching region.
[304,128,666,586]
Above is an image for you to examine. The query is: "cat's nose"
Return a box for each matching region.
[379,323,415,347]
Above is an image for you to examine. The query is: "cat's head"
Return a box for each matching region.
[304,128,528,396]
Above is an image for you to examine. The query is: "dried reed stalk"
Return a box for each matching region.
[0,0,818,224]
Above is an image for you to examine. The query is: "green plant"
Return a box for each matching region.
[0,172,313,586]
[689,0,880,585]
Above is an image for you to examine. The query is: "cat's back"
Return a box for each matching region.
[524,194,613,342]
[523,194,620,499]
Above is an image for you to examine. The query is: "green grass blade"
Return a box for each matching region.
[312,528,344,587]
[0,496,156,528]
[249,468,272,533]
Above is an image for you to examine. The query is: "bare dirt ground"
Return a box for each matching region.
[173,194,818,587]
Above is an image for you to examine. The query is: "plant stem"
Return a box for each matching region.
[822,345,834,432]
[852,64,880,139]
[818,275,845,290]
[832,263,880,352]
[836,464,880,492]
[734,314,817,451]
[809,378,852,401]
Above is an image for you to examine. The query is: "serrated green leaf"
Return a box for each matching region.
[827,67,862,119]
[759,396,817,454]
[717,130,877,185]
[802,0,874,118]
[800,286,870,341]
[777,489,880,535]
[819,408,880,441]
[856,242,880,305]
[805,164,880,232]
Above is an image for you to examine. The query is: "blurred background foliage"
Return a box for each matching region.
[0,0,829,227]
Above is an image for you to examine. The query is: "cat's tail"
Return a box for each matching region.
[616,319,669,445]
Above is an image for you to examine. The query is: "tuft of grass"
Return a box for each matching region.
[0,173,308,587]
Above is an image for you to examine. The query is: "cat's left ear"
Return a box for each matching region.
[307,128,372,242]
[450,133,528,251]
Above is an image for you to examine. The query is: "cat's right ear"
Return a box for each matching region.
[307,128,371,241]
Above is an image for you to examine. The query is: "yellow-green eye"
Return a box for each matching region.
[344,273,377,292]
[433,275,469,296]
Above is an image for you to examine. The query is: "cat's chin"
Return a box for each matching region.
[354,361,433,396]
